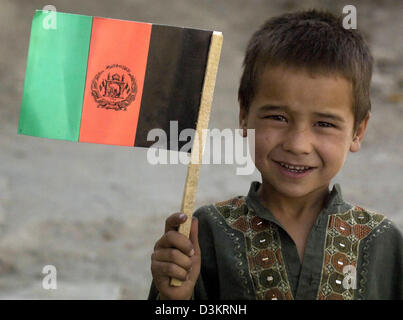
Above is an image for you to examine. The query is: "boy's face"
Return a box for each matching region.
[240,65,369,199]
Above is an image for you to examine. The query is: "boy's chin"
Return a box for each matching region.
[276,184,314,199]
[262,179,328,200]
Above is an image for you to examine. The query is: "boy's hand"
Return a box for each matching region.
[151,213,201,300]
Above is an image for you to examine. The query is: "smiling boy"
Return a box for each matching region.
[243,64,369,265]
[149,9,403,300]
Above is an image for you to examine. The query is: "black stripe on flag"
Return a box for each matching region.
[134,24,212,151]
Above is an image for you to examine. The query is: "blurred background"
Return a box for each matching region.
[0,0,402,299]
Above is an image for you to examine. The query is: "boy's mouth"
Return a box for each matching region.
[273,160,316,176]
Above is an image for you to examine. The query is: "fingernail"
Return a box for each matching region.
[179,213,186,221]
[189,249,195,257]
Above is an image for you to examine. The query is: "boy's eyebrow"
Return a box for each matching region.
[313,112,345,123]
[258,105,287,112]
[258,105,345,123]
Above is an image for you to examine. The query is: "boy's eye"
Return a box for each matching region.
[315,121,335,128]
[264,115,287,122]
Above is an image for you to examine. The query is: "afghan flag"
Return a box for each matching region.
[18,10,221,150]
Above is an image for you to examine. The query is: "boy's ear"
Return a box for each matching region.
[239,105,248,128]
[350,112,370,153]
[239,106,248,137]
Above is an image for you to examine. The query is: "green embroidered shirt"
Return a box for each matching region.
[148,181,403,300]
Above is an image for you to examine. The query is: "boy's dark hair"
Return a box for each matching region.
[238,9,374,132]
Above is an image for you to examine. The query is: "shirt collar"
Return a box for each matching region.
[245,181,352,227]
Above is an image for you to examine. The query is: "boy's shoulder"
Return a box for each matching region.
[193,195,251,233]
[329,205,387,228]
[327,205,402,244]
[194,195,249,221]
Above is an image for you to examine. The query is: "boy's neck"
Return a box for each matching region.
[256,181,330,223]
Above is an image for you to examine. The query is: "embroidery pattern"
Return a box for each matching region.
[214,197,293,300]
[205,205,252,296]
[317,206,385,300]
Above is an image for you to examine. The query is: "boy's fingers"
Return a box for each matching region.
[152,248,193,271]
[165,212,187,233]
[152,260,188,282]
[154,230,194,256]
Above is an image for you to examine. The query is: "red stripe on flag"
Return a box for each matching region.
[79,17,152,146]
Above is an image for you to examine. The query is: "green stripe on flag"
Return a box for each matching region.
[18,11,93,141]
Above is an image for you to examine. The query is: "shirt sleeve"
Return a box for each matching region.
[356,218,403,299]
[147,279,160,300]
[193,205,222,299]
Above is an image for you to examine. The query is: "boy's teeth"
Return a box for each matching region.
[280,162,310,171]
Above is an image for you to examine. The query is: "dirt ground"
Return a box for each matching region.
[0,0,402,299]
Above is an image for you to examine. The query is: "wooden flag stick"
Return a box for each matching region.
[170,31,223,287]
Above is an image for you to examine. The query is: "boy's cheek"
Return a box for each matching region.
[253,134,272,157]
[254,126,276,142]
[253,138,273,171]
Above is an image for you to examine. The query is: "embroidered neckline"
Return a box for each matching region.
[317,206,385,299]
[213,193,386,300]
[214,196,294,300]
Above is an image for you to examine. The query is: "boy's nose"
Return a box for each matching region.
[281,127,314,155]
